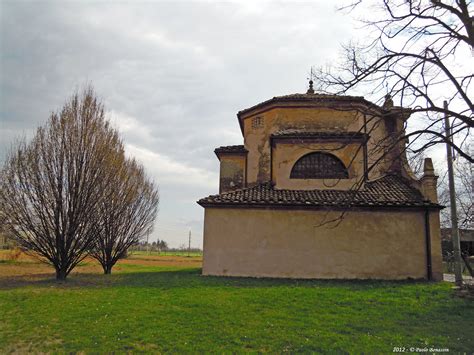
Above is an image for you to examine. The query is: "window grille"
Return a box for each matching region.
[251,116,263,129]
[290,152,348,179]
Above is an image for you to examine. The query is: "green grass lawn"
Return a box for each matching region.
[0,261,473,353]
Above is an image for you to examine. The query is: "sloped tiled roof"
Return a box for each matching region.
[237,93,382,117]
[214,145,248,154]
[197,175,441,209]
[214,145,247,153]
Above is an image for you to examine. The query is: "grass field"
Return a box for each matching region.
[0,251,473,353]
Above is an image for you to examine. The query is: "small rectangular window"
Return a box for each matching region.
[252,116,263,129]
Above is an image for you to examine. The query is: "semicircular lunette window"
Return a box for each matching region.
[290,152,349,179]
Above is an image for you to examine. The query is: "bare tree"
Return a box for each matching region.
[439,152,474,228]
[315,0,473,163]
[90,157,159,274]
[0,87,123,280]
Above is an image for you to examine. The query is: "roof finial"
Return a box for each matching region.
[382,83,393,109]
[383,93,393,109]
[307,67,315,94]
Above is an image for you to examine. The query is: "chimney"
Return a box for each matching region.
[383,101,411,175]
[420,158,439,203]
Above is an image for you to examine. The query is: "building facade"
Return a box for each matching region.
[198,84,443,280]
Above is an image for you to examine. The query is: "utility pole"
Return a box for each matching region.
[188,229,191,257]
[444,100,463,286]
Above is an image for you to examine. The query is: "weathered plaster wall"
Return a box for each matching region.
[272,142,364,190]
[202,207,442,280]
[218,155,246,193]
[363,112,415,180]
[241,106,401,186]
[243,107,361,185]
[365,115,396,179]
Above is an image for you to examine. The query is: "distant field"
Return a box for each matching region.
[130,250,203,257]
[0,250,473,353]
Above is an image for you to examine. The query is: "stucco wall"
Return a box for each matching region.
[218,155,246,193]
[202,207,442,280]
[242,106,397,186]
[243,107,362,185]
[272,141,364,190]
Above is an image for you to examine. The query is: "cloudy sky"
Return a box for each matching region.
[1,1,361,248]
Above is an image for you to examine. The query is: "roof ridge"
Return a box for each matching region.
[368,174,420,188]
[215,144,246,149]
[237,93,382,117]
[366,173,414,185]
[214,145,248,155]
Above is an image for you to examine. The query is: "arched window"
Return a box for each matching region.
[290,152,348,179]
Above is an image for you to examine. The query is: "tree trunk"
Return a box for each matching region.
[103,264,112,275]
[55,267,68,280]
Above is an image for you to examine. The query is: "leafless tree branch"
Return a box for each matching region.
[315,0,473,164]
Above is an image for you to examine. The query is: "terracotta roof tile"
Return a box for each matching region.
[197,175,441,209]
[237,93,382,117]
[214,145,248,154]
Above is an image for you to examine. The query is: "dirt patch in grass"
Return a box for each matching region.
[0,248,37,262]
[455,283,474,299]
[3,337,63,354]
[0,250,202,288]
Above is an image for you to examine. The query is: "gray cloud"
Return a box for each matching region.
[1,1,355,247]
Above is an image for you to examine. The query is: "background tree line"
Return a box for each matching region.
[0,87,159,280]
[131,240,169,252]
[129,241,203,255]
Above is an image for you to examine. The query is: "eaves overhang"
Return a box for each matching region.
[214,145,248,160]
[270,130,369,145]
[236,93,387,135]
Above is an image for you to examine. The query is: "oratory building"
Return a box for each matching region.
[198,82,443,280]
